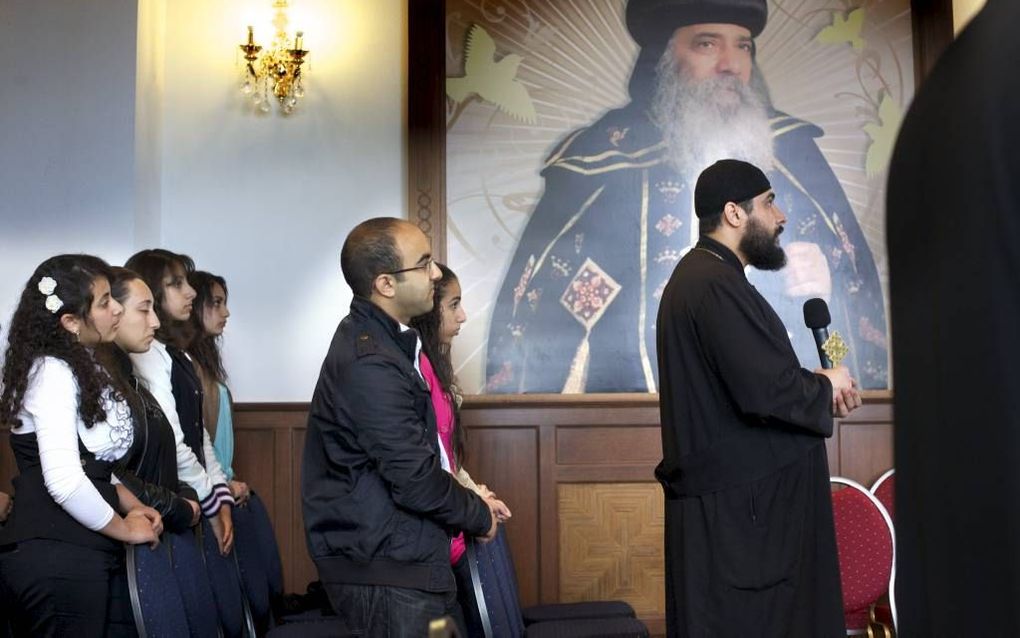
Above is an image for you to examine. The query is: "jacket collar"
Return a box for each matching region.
[350,296,419,362]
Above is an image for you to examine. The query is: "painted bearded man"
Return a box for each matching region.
[485,0,888,393]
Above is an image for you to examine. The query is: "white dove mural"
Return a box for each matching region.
[447,24,537,124]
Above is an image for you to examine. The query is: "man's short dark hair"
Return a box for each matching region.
[698,197,754,235]
[340,218,405,298]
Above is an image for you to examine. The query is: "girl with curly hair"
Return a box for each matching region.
[410,263,511,633]
[125,249,235,555]
[0,254,162,636]
[186,271,250,505]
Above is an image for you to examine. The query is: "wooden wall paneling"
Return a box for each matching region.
[407,0,447,258]
[287,425,317,594]
[227,406,313,595]
[556,426,662,465]
[5,393,895,627]
[838,423,894,488]
[463,425,541,606]
[5,390,891,638]
[835,398,894,487]
[556,464,659,483]
[558,483,665,618]
[233,427,276,517]
[911,0,955,83]
[276,424,296,592]
[538,422,559,604]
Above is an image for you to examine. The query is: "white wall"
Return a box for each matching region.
[156,1,407,400]
[0,0,140,323]
[0,0,408,401]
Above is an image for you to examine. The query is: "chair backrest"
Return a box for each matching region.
[233,497,272,627]
[870,469,895,521]
[465,526,526,638]
[200,517,253,638]
[168,529,221,637]
[127,541,191,638]
[831,477,897,632]
[245,491,284,598]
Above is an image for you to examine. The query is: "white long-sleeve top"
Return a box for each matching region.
[12,357,135,531]
[130,340,232,515]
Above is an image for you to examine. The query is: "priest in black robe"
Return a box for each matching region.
[656,159,861,637]
[887,1,1020,633]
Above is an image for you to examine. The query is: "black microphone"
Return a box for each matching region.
[803,298,832,368]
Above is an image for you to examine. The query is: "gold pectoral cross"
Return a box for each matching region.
[821,331,849,367]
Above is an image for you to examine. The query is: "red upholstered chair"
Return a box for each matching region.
[870,469,895,521]
[830,477,897,637]
[868,469,896,629]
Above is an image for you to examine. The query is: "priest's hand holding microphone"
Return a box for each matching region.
[804,298,863,418]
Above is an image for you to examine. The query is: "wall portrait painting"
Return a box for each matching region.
[442,0,913,394]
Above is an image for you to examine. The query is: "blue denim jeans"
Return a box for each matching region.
[325,582,459,637]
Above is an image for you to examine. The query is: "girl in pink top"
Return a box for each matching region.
[411,263,511,631]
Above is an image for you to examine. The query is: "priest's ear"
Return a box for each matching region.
[722,201,746,228]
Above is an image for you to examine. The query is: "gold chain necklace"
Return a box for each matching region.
[693,246,725,261]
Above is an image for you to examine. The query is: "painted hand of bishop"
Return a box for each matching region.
[783,241,832,298]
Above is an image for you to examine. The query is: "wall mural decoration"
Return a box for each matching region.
[443,0,913,394]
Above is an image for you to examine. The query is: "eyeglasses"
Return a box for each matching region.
[385,257,434,275]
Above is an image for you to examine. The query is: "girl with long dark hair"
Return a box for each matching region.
[96,267,203,532]
[0,254,162,636]
[125,249,235,555]
[186,271,249,504]
[411,263,511,633]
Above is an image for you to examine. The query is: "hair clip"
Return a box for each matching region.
[38,277,63,314]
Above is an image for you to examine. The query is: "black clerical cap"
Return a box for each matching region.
[626,0,768,50]
[694,159,772,218]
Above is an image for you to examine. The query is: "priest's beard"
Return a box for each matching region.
[741,215,787,271]
[651,51,775,178]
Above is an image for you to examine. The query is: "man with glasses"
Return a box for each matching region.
[303,217,499,635]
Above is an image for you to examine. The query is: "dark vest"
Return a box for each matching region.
[0,433,120,552]
[167,345,205,466]
[118,368,181,491]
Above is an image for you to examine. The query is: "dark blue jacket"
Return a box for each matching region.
[302,297,492,592]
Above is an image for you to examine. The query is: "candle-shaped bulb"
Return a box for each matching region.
[295,31,304,50]
[246,26,255,45]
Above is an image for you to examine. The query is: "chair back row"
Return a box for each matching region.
[870,468,895,521]
[831,475,897,635]
[127,491,281,637]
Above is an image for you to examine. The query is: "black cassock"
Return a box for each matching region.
[656,236,843,637]
[888,1,1020,634]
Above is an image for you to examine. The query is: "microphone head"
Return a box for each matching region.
[803,298,831,329]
